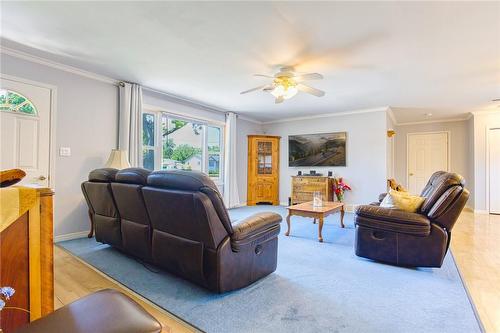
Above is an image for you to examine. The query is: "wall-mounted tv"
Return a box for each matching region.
[289,132,347,167]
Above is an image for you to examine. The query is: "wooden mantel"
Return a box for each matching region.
[0,187,54,333]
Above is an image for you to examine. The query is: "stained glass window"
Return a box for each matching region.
[0,90,37,115]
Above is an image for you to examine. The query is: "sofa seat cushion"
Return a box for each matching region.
[355,205,431,236]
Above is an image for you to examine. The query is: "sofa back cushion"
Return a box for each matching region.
[82,168,122,247]
[111,168,152,260]
[142,173,229,286]
[419,171,465,214]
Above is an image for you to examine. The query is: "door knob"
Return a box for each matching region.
[409,173,414,176]
[38,175,47,181]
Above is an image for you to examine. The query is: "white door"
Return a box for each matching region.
[408,132,449,194]
[489,128,500,214]
[0,76,52,186]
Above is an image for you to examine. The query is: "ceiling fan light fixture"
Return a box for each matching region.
[270,78,298,100]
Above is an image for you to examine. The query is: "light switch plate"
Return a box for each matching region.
[59,147,71,157]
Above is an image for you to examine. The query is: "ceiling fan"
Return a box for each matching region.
[240,66,325,104]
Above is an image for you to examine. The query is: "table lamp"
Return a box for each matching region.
[104,149,131,169]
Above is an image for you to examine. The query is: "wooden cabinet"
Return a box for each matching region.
[247,135,280,205]
[291,176,333,205]
[0,188,54,333]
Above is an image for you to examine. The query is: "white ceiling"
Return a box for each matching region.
[1,1,499,123]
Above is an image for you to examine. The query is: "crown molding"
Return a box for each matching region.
[262,107,389,125]
[237,114,263,125]
[470,109,500,116]
[1,45,119,85]
[387,107,398,126]
[1,44,234,117]
[396,117,470,126]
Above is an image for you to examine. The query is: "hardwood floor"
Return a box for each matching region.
[54,211,500,333]
[54,246,197,333]
[451,211,500,333]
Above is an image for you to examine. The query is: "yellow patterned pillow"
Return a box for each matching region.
[380,190,425,213]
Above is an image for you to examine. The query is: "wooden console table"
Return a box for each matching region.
[291,176,333,205]
[0,187,54,333]
[285,201,344,242]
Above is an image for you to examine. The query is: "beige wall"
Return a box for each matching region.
[262,111,388,209]
[393,120,472,206]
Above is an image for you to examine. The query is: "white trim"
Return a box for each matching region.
[54,231,89,242]
[262,107,389,125]
[387,107,397,125]
[0,73,58,189]
[406,131,451,192]
[397,117,469,126]
[473,209,489,215]
[1,46,118,85]
[143,103,225,126]
[142,86,227,115]
[237,114,263,125]
[470,109,500,116]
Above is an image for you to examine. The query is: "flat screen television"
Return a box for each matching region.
[289,132,347,167]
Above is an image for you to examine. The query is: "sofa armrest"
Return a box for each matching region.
[231,212,282,241]
[355,205,429,226]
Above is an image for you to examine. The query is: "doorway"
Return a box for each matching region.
[0,75,54,187]
[407,132,449,194]
[489,128,500,214]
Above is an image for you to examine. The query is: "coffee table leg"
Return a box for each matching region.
[285,213,291,236]
[340,206,345,228]
[318,217,324,242]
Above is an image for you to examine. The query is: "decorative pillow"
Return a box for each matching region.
[380,189,425,213]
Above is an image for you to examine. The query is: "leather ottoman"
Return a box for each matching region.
[15,289,162,333]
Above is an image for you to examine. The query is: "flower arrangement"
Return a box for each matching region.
[0,286,15,311]
[333,177,351,202]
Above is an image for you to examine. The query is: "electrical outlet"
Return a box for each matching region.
[59,147,71,157]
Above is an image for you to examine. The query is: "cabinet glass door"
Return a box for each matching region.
[257,141,272,174]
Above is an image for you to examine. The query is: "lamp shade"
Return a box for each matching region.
[104,149,131,169]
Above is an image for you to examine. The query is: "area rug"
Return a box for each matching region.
[59,206,481,333]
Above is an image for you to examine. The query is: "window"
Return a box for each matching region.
[141,110,224,185]
[207,126,222,178]
[142,113,156,170]
[0,89,37,115]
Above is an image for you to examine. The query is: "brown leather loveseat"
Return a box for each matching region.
[82,168,282,292]
[354,171,469,267]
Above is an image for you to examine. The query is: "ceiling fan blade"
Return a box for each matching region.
[240,85,269,94]
[275,96,284,104]
[297,84,325,97]
[294,73,324,82]
[254,74,274,79]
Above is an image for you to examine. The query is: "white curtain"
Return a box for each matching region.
[118,82,143,166]
[223,112,241,208]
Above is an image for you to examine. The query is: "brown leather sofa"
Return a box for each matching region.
[81,168,282,292]
[15,289,162,333]
[354,171,469,267]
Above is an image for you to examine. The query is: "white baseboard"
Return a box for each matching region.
[473,209,489,215]
[54,231,89,242]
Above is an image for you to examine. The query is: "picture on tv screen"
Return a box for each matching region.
[289,132,347,167]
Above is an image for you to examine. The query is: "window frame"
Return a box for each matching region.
[141,106,225,186]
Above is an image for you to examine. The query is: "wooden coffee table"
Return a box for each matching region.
[285,201,345,242]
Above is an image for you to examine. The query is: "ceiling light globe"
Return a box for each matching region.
[283,86,298,99]
[270,85,285,98]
